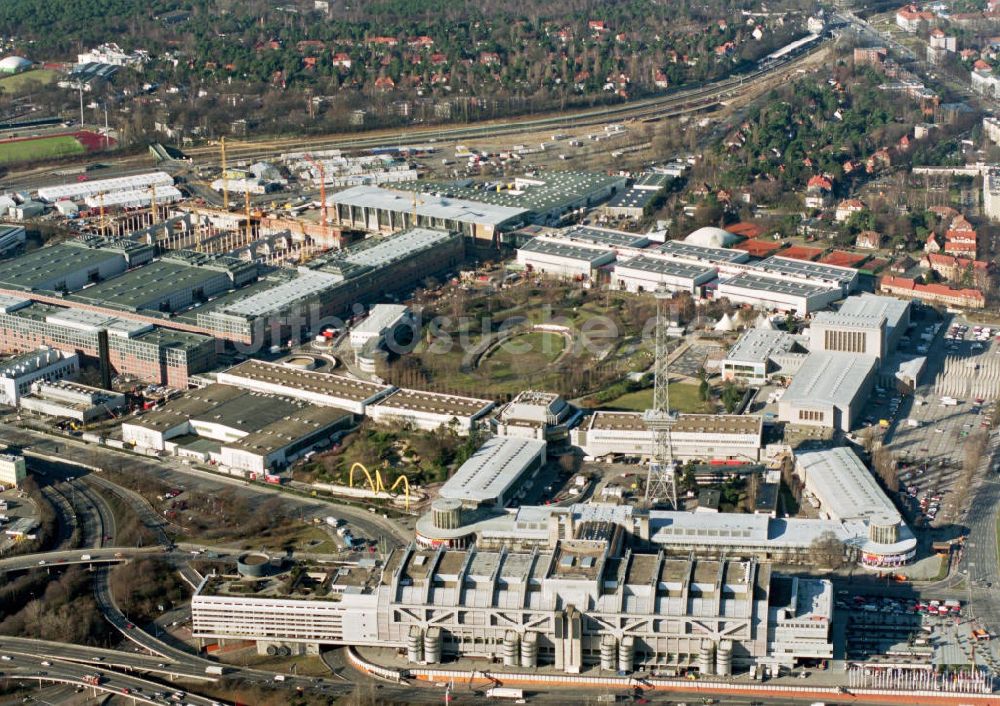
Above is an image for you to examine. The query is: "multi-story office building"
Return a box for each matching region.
[191,543,833,674]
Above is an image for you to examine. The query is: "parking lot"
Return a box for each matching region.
[857,315,998,530]
[835,590,1000,673]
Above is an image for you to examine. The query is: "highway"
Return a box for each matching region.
[0,652,222,705]
[0,423,411,548]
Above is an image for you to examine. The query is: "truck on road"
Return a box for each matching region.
[204,665,224,675]
[486,687,524,699]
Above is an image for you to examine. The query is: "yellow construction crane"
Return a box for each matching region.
[348,461,411,511]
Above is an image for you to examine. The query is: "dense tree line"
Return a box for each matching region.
[0,0,817,136]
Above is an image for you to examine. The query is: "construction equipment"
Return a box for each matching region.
[302,153,327,227]
[149,184,159,224]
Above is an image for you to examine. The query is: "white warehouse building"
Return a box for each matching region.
[0,347,79,407]
[516,237,616,282]
[777,351,878,431]
[570,412,764,462]
[613,254,717,294]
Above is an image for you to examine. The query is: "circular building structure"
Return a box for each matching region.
[236,552,272,578]
[684,226,741,249]
[0,57,31,74]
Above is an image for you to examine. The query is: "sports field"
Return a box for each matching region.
[0,135,85,164]
[0,68,57,92]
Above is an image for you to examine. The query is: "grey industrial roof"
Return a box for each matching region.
[130,384,349,455]
[585,411,762,436]
[414,171,624,214]
[838,293,910,331]
[604,187,657,210]
[719,271,834,298]
[657,239,750,264]
[781,351,878,409]
[518,237,615,264]
[71,260,227,312]
[615,254,716,280]
[370,387,494,418]
[221,270,343,318]
[312,227,457,278]
[758,255,857,285]
[796,446,901,524]
[221,359,391,404]
[811,310,885,330]
[329,185,528,226]
[43,307,153,338]
[553,225,649,248]
[439,436,546,504]
[725,328,798,365]
[0,241,124,292]
[635,172,672,189]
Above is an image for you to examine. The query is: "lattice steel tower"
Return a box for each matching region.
[644,286,678,508]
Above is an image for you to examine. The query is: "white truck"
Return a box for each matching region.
[486,687,524,700]
[204,665,224,675]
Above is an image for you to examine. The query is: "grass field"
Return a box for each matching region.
[0,68,57,92]
[600,382,713,414]
[0,135,84,164]
[478,331,567,387]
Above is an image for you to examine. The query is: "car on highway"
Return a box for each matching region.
[126,622,135,629]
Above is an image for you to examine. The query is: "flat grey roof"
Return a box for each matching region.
[413,171,624,214]
[518,237,615,264]
[796,447,901,524]
[330,185,528,226]
[759,255,858,285]
[838,293,910,331]
[221,270,343,318]
[312,227,458,278]
[811,310,885,330]
[605,187,657,210]
[0,242,123,292]
[616,254,716,280]
[71,260,227,312]
[720,271,834,298]
[725,328,799,365]
[553,225,649,248]
[371,387,494,418]
[657,240,750,264]
[440,436,546,504]
[781,351,878,409]
[221,359,391,403]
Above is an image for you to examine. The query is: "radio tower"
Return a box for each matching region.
[644,286,678,508]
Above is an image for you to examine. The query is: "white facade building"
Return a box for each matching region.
[349,304,411,351]
[570,412,764,462]
[366,388,494,433]
[0,452,26,488]
[777,351,878,431]
[439,435,547,508]
[613,254,717,294]
[0,348,80,407]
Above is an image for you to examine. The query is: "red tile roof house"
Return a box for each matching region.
[880,275,985,308]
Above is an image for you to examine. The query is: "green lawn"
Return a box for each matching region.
[480,331,567,379]
[600,382,713,414]
[0,135,84,164]
[0,68,57,93]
